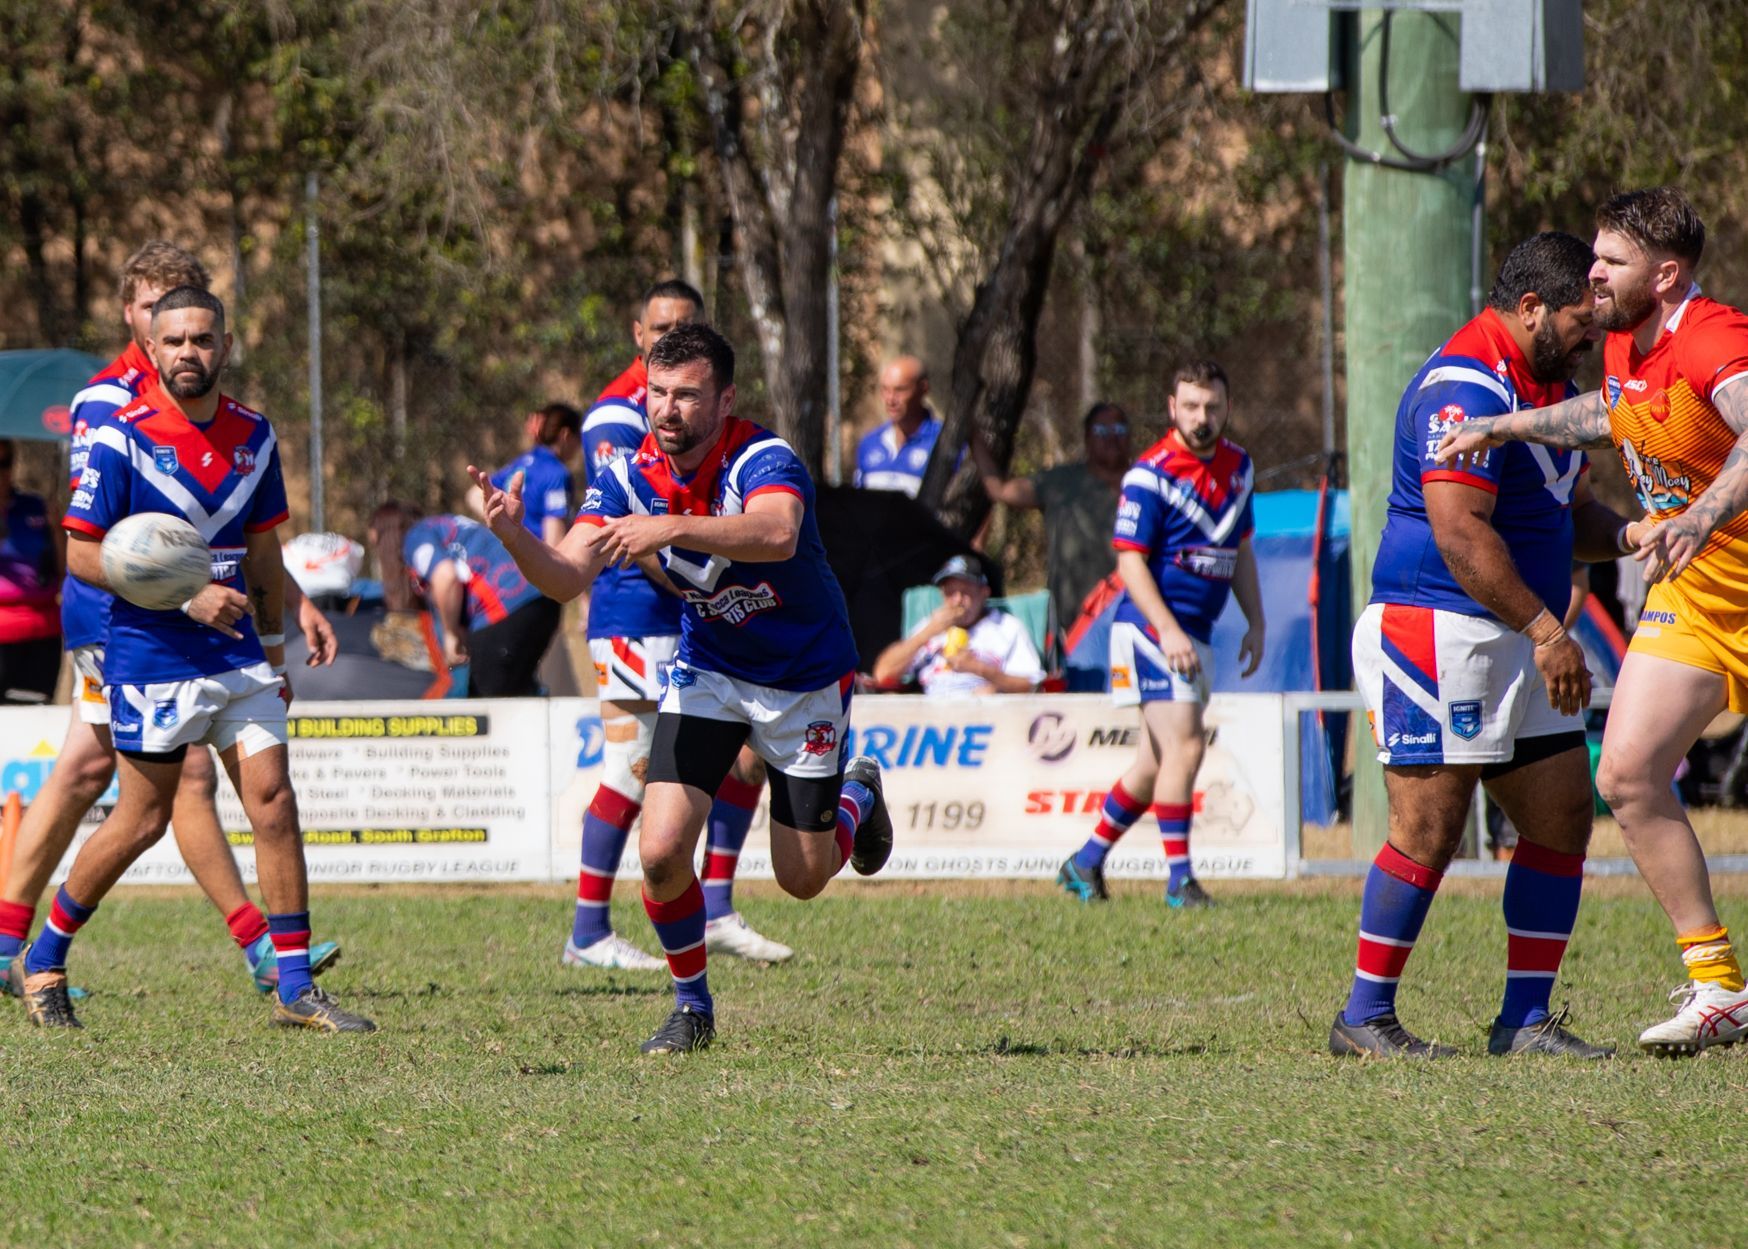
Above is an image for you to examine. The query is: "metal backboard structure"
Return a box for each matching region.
[1244,0,1584,95]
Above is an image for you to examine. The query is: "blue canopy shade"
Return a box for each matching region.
[0,349,107,442]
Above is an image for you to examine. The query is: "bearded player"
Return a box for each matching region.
[22,286,372,1033]
[471,322,891,1053]
[1334,232,1641,1060]
[1440,188,1748,1054]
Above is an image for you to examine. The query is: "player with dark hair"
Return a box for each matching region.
[564,280,790,971]
[1440,190,1748,1054]
[471,321,892,1053]
[1,245,340,1005]
[24,287,371,1032]
[1335,231,1639,1059]
[1056,361,1265,907]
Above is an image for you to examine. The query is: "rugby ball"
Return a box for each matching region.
[100,513,213,610]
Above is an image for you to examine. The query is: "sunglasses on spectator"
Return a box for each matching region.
[1089,423,1129,436]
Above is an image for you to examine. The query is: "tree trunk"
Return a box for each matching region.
[686,1,861,479]
[920,0,1223,536]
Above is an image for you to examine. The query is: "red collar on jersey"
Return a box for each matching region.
[132,382,261,494]
[635,415,765,516]
[93,340,157,389]
[1444,307,1566,408]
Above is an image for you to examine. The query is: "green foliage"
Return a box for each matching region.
[0,881,1737,1246]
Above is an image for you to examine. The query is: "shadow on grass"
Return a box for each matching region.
[980,1035,1211,1059]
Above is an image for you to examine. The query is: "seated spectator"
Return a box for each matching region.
[854,355,944,498]
[872,554,1045,695]
[0,439,62,704]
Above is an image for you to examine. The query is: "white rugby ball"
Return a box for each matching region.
[100,513,213,611]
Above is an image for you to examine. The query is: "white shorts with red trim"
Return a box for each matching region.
[658,662,854,779]
[1352,602,1579,767]
[108,662,288,758]
[589,634,679,704]
[71,645,109,726]
[1107,621,1214,707]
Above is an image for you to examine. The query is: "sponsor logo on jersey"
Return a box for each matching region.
[1448,700,1483,741]
[232,445,256,474]
[152,446,179,475]
[687,581,780,626]
[1650,389,1671,423]
[582,487,604,511]
[69,489,94,510]
[593,440,617,468]
[801,720,838,756]
[1640,609,1678,625]
[1624,378,1649,392]
[1387,730,1439,748]
[79,467,100,490]
[1606,376,1622,407]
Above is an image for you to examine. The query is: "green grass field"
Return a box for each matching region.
[1,877,1742,1248]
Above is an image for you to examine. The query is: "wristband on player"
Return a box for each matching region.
[180,598,196,615]
[271,662,288,676]
[1521,608,1564,647]
[1616,522,1636,555]
[258,632,286,647]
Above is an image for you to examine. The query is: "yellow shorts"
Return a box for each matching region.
[1629,579,1748,712]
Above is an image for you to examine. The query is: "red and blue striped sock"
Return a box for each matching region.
[643,879,711,1014]
[1498,840,1584,1028]
[1155,802,1194,892]
[572,785,640,947]
[1071,779,1148,871]
[226,901,272,966]
[24,886,95,974]
[267,911,314,1004]
[1343,843,1442,1026]
[832,779,874,874]
[703,774,762,921]
[0,900,34,963]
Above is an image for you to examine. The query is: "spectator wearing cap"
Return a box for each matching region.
[872,555,1045,695]
[854,355,945,498]
[970,401,1133,632]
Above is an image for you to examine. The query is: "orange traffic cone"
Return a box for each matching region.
[0,791,20,895]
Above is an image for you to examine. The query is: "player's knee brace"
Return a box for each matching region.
[600,710,658,803]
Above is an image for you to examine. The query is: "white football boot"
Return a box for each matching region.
[703,912,795,963]
[562,933,667,972]
[1637,980,1748,1055]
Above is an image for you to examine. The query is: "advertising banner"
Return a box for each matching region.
[0,693,1288,886]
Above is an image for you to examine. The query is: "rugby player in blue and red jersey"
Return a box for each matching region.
[1057,362,1265,908]
[562,281,791,973]
[0,244,339,1005]
[471,322,892,1054]
[20,286,372,1033]
[1332,232,1644,1059]
[400,511,559,695]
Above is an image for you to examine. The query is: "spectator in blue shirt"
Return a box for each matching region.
[854,355,944,498]
[473,402,582,546]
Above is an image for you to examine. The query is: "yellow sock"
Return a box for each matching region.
[1679,925,1746,992]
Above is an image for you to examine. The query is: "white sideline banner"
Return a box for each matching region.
[0,693,1288,886]
[546,692,1288,882]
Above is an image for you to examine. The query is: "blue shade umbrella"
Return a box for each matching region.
[0,349,108,442]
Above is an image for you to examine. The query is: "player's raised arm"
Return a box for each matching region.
[466,464,606,602]
[1434,388,1614,463]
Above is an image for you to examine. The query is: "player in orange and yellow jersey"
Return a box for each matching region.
[1438,187,1748,1056]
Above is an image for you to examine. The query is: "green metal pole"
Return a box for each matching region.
[1344,8,1475,858]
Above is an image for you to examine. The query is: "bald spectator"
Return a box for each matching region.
[971,401,1133,632]
[854,355,945,498]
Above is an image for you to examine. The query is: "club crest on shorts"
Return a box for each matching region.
[152,445,179,475]
[152,700,180,730]
[1448,700,1483,741]
[802,719,837,756]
